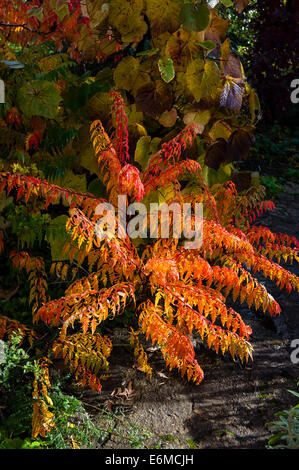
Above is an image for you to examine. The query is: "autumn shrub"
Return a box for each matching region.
[0,0,298,441]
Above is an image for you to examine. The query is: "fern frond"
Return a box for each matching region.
[118,164,145,202]
[212,262,281,316]
[36,282,135,336]
[138,300,204,385]
[246,225,299,249]
[245,225,299,264]
[90,120,144,202]
[248,253,299,294]
[10,251,48,316]
[38,53,75,73]
[130,329,152,378]
[32,358,55,439]
[109,90,130,164]
[90,120,121,195]
[52,333,112,392]
[143,159,200,195]
[214,182,275,228]
[142,124,201,183]
[66,208,140,275]
[0,314,35,345]
[203,219,254,259]
[0,172,104,216]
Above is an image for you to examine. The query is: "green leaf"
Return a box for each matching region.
[158,57,175,83]
[96,67,114,89]
[114,57,140,91]
[28,6,43,21]
[198,40,216,51]
[109,0,148,42]
[17,81,61,118]
[65,78,111,112]
[183,109,211,132]
[46,215,70,261]
[186,438,197,449]
[80,144,100,177]
[287,389,299,398]
[221,0,233,6]
[186,58,205,101]
[135,136,151,170]
[136,48,159,57]
[200,60,220,99]
[146,0,181,36]
[180,3,210,32]
[57,169,87,195]
[54,4,69,21]
[88,179,107,198]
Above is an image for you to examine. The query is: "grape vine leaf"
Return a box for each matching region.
[17,81,61,119]
[180,3,210,32]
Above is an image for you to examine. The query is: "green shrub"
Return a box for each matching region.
[266,386,299,449]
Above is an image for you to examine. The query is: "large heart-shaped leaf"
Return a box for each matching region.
[109,0,147,43]
[227,129,255,161]
[180,3,210,32]
[205,138,228,170]
[204,9,229,44]
[146,0,181,36]
[17,80,61,118]
[135,80,172,118]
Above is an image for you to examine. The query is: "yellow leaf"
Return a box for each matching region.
[165,29,203,71]
[159,108,177,128]
[85,0,108,29]
[209,120,232,141]
[200,61,220,99]
[45,395,53,406]
[114,57,140,92]
[186,59,204,102]
[135,136,151,170]
[146,0,181,36]
[109,0,148,43]
[183,109,211,131]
